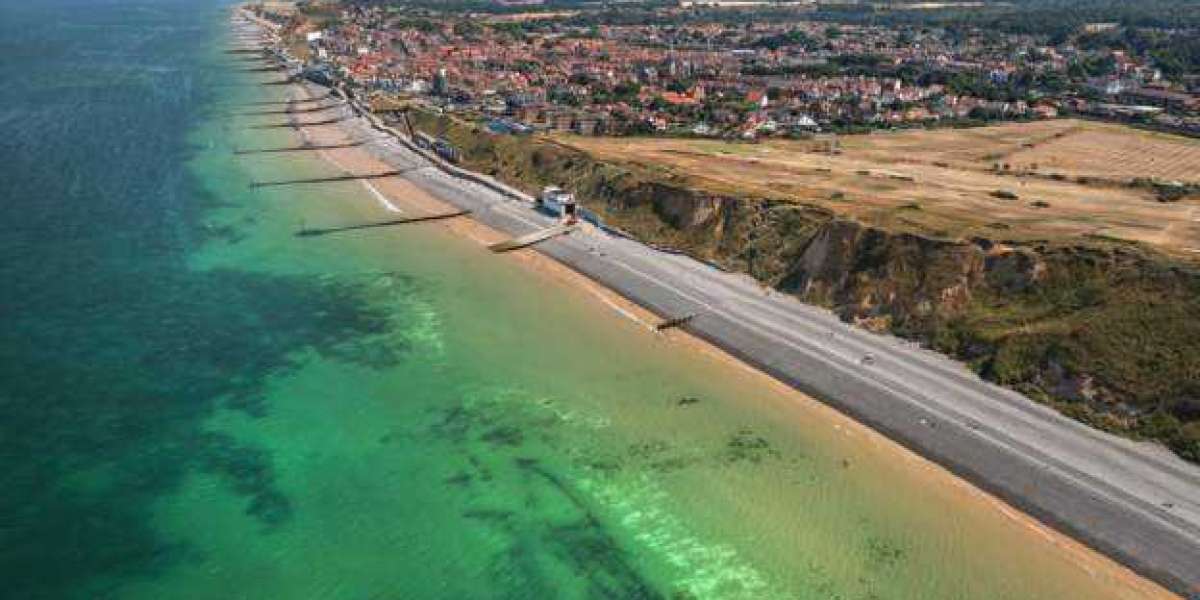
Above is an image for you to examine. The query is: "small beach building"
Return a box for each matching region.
[538,186,577,222]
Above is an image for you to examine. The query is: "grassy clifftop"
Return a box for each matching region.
[410,109,1200,462]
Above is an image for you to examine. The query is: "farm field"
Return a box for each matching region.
[1005,125,1200,183]
[556,119,1200,256]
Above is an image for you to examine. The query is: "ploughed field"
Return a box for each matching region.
[557,119,1200,257]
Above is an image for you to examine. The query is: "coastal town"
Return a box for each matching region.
[256,0,1200,138]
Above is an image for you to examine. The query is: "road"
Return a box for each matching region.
[315,94,1200,597]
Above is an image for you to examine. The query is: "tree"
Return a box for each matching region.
[666,79,691,93]
[613,81,641,101]
[452,20,481,38]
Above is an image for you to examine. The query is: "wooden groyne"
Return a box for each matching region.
[655,313,698,332]
[236,93,333,107]
[234,142,364,155]
[290,116,348,127]
[249,116,347,129]
[488,224,576,253]
[250,171,401,188]
[296,210,471,237]
[225,48,263,55]
[259,79,295,86]
[238,103,339,116]
[236,66,285,73]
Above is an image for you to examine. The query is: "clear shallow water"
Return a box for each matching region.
[0,2,1167,599]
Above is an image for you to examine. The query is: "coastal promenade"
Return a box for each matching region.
[268,76,1200,594]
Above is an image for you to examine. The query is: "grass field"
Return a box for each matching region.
[556,120,1200,257]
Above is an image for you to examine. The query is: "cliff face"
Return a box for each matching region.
[410,110,1200,462]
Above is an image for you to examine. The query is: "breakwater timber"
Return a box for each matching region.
[236,92,334,107]
[248,116,347,129]
[234,141,365,155]
[239,104,341,116]
[249,170,403,188]
[295,210,471,238]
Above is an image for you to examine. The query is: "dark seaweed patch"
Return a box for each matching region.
[462,508,515,523]
[444,471,473,487]
[627,440,707,473]
[648,457,694,474]
[578,440,708,476]
[378,431,404,445]
[193,432,292,528]
[723,428,782,465]
[467,455,494,482]
[431,404,475,442]
[481,425,525,447]
[627,440,671,460]
[417,391,667,597]
[546,518,663,599]
[0,261,404,598]
[0,29,413,591]
[224,390,269,418]
[580,457,623,474]
[518,460,664,599]
[484,542,559,599]
[195,222,247,245]
[864,535,907,570]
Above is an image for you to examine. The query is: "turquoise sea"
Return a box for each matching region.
[0,1,1171,599]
